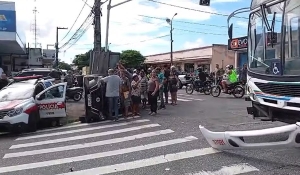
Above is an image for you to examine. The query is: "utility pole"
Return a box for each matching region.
[55,27,68,68]
[90,0,102,74]
[93,0,101,52]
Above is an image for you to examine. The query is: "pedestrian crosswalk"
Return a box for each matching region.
[0,118,260,175]
[158,93,206,102]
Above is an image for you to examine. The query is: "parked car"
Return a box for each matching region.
[0,76,67,133]
[178,74,192,89]
[15,68,63,82]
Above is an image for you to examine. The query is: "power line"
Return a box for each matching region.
[63,19,93,51]
[60,0,88,42]
[148,0,248,19]
[81,0,93,8]
[111,34,170,46]
[59,12,94,49]
[138,15,240,28]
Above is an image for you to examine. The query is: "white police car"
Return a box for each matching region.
[0,76,67,133]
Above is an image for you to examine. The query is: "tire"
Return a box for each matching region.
[203,85,211,95]
[211,85,221,97]
[27,111,39,132]
[186,84,194,94]
[178,81,183,89]
[232,85,245,98]
[73,92,82,101]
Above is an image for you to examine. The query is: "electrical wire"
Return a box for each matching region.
[60,0,88,42]
[63,18,93,51]
[148,0,248,19]
[138,15,240,28]
[111,34,170,46]
[81,0,93,8]
[59,12,93,49]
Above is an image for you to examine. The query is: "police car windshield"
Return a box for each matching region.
[0,86,34,102]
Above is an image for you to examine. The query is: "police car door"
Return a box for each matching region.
[35,82,67,119]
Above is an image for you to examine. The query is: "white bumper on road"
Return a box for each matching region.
[0,113,29,125]
[199,123,300,150]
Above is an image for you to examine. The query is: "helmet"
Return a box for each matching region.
[229,65,234,70]
[226,65,230,68]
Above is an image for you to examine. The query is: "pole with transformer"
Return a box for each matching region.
[55,27,68,68]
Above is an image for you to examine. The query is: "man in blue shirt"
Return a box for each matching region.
[156,67,166,109]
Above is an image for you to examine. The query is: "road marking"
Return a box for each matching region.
[4,129,174,158]
[56,147,219,175]
[16,119,150,141]
[179,97,204,101]
[33,116,141,134]
[168,97,191,102]
[188,163,259,175]
[10,124,160,149]
[0,136,199,173]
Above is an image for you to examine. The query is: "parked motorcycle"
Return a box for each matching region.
[210,77,245,98]
[186,77,212,95]
[66,87,83,101]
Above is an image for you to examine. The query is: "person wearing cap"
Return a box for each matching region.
[100,69,122,121]
[131,73,141,116]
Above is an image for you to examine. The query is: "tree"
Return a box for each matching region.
[58,61,72,70]
[120,50,145,68]
[72,50,91,70]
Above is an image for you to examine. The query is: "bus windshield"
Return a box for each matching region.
[248,0,300,76]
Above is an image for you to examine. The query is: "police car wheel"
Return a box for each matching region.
[27,111,39,132]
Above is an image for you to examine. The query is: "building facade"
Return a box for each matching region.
[145,44,237,73]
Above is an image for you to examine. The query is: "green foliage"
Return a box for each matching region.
[72,50,91,70]
[58,61,71,70]
[120,50,145,68]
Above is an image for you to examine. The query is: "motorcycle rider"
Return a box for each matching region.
[221,65,238,93]
[197,67,208,87]
[64,70,75,88]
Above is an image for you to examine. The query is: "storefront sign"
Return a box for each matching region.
[228,36,248,50]
[0,10,16,32]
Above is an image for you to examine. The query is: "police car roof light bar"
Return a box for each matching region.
[13,75,44,82]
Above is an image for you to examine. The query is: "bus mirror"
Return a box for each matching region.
[228,24,233,39]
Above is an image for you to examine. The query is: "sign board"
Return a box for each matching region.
[42,49,56,59]
[0,10,16,32]
[270,59,281,75]
[228,36,248,50]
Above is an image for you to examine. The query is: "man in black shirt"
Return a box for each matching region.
[197,67,208,87]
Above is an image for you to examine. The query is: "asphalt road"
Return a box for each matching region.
[0,89,299,175]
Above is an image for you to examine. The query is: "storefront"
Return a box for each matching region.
[145,44,236,73]
[0,1,27,75]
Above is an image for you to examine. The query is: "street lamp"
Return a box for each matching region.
[166,13,177,66]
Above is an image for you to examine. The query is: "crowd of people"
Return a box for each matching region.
[100,63,179,121]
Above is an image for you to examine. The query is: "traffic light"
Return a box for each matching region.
[199,0,210,6]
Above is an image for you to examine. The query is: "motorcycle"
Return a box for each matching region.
[66,87,83,101]
[186,77,212,95]
[210,76,245,98]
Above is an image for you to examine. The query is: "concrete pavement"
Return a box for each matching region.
[0,90,299,174]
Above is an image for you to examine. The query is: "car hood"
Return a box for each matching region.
[0,100,24,110]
